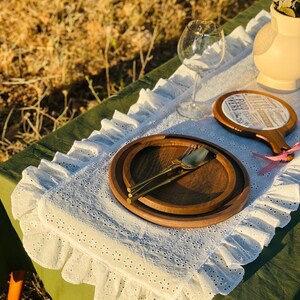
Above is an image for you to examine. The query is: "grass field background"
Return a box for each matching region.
[0,0,256,163]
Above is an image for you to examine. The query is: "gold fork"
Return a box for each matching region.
[127,144,198,196]
[127,146,210,204]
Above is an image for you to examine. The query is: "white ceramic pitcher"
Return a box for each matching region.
[253,5,300,92]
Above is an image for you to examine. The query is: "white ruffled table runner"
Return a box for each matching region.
[12,11,300,300]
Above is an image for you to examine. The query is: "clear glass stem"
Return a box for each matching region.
[191,72,201,107]
[176,71,208,120]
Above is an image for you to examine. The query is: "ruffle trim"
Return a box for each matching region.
[10,11,298,300]
[11,10,266,219]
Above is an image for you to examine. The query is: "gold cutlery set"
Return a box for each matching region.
[126,145,210,204]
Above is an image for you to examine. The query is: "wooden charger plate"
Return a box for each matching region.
[109,134,250,228]
[122,138,236,215]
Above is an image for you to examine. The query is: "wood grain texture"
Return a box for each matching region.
[122,138,236,215]
[109,134,250,228]
[213,90,297,156]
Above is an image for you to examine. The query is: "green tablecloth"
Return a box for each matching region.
[1,0,299,298]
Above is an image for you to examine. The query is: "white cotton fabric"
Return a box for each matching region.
[11,11,300,300]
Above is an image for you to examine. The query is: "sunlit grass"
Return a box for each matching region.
[0,0,255,162]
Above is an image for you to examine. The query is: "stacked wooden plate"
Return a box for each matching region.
[109,134,250,228]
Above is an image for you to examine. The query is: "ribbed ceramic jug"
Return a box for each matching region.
[253,5,300,92]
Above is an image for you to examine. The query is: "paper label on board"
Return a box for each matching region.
[221,93,290,130]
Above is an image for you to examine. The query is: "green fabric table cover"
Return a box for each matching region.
[1,0,299,299]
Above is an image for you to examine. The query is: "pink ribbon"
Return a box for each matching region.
[253,141,300,175]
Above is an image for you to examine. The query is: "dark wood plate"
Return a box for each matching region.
[109,134,250,228]
[213,90,297,157]
[122,137,236,215]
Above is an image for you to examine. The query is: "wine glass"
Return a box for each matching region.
[177,20,225,119]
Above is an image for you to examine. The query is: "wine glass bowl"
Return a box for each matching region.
[177,20,225,119]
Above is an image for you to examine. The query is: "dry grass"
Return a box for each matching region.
[0,0,255,162]
[0,272,51,300]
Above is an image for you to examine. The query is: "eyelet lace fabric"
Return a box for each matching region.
[11,11,300,300]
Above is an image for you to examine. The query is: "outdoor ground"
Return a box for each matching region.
[0,0,255,298]
[0,0,255,162]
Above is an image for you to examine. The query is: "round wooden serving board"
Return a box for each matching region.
[213,90,297,157]
[109,134,250,228]
[122,138,236,215]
